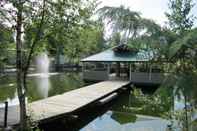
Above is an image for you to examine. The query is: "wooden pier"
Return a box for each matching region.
[0,80,130,127]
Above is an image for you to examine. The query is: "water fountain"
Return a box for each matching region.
[28,53,58,77]
[34,53,51,98]
[35,53,50,75]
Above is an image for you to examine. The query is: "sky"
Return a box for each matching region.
[98,0,197,27]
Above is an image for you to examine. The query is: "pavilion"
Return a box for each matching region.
[81,44,165,85]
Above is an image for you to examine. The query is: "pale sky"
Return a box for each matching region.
[98,0,197,27]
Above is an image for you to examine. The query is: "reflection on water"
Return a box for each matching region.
[81,111,169,131]
[34,75,51,98]
[0,73,84,106]
[39,90,171,131]
[27,72,59,77]
[75,86,195,131]
[0,92,18,108]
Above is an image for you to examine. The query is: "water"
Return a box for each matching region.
[0,73,196,130]
[81,111,168,131]
[0,71,171,131]
[42,86,194,131]
[80,91,170,131]
[40,89,171,131]
[0,73,84,107]
[0,53,84,106]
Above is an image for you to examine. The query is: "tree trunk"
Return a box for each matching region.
[16,3,27,130]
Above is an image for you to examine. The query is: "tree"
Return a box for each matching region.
[64,22,105,63]
[98,6,140,41]
[160,0,196,127]
[165,0,195,35]
[161,28,197,130]
[98,6,160,42]
[0,0,47,130]
[25,0,99,70]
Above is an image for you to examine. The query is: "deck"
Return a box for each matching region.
[0,80,130,127]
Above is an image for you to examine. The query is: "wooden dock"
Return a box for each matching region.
[0,80,130,127]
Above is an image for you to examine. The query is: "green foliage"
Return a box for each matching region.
[165,0,195,35]
[161,27,197,131]
[124,88,173,117]
[161,27,196,111]
[169,28,197,60]
[0,24,15,68]
[109,32,121,47]
[21,0,104,64]
[64,22,105,63]
[0,84,15,102]
[126,28,178,61]
[23,0,99,55]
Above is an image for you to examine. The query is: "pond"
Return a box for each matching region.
[39,87,172,131]
[80,91,170,131]
[0,72,84,107]
[0,72,196,130]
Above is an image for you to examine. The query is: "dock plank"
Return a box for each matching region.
[0,80,130,127]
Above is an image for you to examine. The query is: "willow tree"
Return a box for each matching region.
[97,6,161,43]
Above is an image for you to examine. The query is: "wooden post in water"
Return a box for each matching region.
[4,101,8,128]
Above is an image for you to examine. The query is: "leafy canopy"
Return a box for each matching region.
[165,0,195,35]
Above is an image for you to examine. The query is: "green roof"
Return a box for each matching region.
[81,48,154,62]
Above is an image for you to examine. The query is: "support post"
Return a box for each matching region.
[149,63,152,81]
[82,62,84,72]
[82,62,84,79]
[116,62,120,77]
[4,101,8,128]
[107,63,110,80]
[129,63,131,81]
